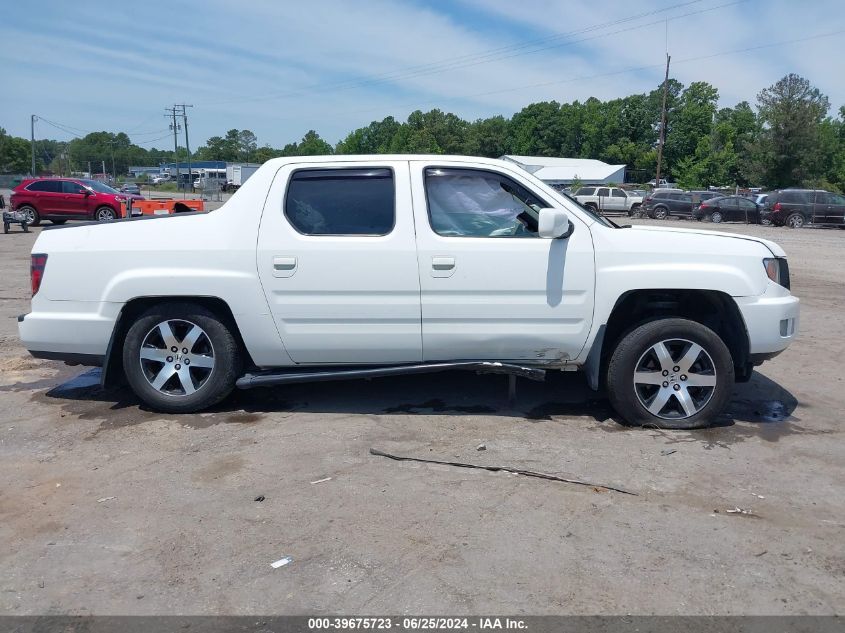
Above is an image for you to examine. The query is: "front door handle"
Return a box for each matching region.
[431,256,455,278]
[273,256,298,278]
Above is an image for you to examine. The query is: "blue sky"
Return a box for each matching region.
[2,0,843,152]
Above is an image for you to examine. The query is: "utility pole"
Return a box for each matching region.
[88,161,92,178]
[30,115,37,176]
[176,104,194,198]
[654,53,671,189]
[166,107,181,192]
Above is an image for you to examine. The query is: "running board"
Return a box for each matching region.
[236,361,546,389]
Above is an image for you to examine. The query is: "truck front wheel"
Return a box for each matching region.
[122,302,242,413]
[606,318,734,429]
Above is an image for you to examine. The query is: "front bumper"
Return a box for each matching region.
[734,282,799,359]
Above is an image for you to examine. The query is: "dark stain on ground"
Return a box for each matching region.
[225,412,263,424]
[383,399,496,415]
[525,399,614,423]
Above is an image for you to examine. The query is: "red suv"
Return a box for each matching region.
[10,178,144,226]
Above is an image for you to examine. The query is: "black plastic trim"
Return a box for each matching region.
[29,351,104,366]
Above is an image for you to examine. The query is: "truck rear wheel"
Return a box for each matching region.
[122,302,242,413]
[606,318,734,429]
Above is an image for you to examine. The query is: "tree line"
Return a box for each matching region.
[1,73,842,191]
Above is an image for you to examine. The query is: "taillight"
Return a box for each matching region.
[31,254,47,296]
[773,202,781,211]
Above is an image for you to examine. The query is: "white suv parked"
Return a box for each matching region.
[19,155,799,428]
[574,186,644,216]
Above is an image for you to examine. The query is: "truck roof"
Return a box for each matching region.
[261,154,514,168]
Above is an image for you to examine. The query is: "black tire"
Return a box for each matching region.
[18,205,40,226]
[50,219,68,225]
[3,223,8,234]
[585,203,598,213]
[95,206,116,222]
[710,211,723,223]
[122,302,242,413]
[629,204,641,218]
[652,205,668,220]
[785,212,805,229]
[606,318,734,429]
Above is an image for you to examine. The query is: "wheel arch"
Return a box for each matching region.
[101,295,255,387]
[584,289,751,391]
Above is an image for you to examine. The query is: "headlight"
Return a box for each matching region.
[763,258,790,290]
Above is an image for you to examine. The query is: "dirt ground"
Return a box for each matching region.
[0,210,842,615]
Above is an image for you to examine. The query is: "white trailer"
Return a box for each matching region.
[223,164,260,192]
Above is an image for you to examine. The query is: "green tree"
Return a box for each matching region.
[463,116,510,157]
[746,73,830,188]
[0,129,34,173]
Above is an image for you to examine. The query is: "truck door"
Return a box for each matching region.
[256,161,422,364]
[595,187,610,213]
[610,188,628,213]
[59,180,88,217]
[409,161,595,362]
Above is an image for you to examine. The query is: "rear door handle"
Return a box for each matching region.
[273,256,298,278]
[431,256,455,278]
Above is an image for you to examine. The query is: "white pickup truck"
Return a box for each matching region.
[19,155,799,429]
[573,186,644,216]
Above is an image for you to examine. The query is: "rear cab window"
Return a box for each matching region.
[575,187,595,196]
[284,168,395,235]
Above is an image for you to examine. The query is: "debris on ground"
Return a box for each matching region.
[369,448,637,495]
[254,495,265,502]
[755,550,768,557]
[270,556,293,569]
[725,507,757,517]
[310,477,332,484]
[476,443,487,451]
[96,496,115,503]
[660,449,677,456]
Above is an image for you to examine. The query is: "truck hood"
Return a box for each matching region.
[626,224,786,257]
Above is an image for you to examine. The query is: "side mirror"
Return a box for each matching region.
[83,189,92,196]
[538,208,570,239]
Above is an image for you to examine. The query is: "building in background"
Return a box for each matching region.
[500,155,626,187]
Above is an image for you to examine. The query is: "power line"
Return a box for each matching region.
[204,0,735,106]
[328,27,845,122]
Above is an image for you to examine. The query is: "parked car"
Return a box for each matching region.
[693,196,762,224]
[151,175,171,186]
[764,189,845,228]
[10,178,144,225]
[573,186,643,216]
[648,178,678,188]
[642,190,720,219]
[18,155,799,429]
[120,183,141,195]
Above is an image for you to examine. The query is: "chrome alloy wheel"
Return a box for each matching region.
[97,207,115,221]
[633,338,717,420]
[139,319,215,396]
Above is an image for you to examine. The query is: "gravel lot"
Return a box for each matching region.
[0,210,843,615]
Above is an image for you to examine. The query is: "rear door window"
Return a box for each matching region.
[284,168,395,236]
[575,187,595,196]
[611,189,626,197]
[27,180,61,193]
[596,188,610,197]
